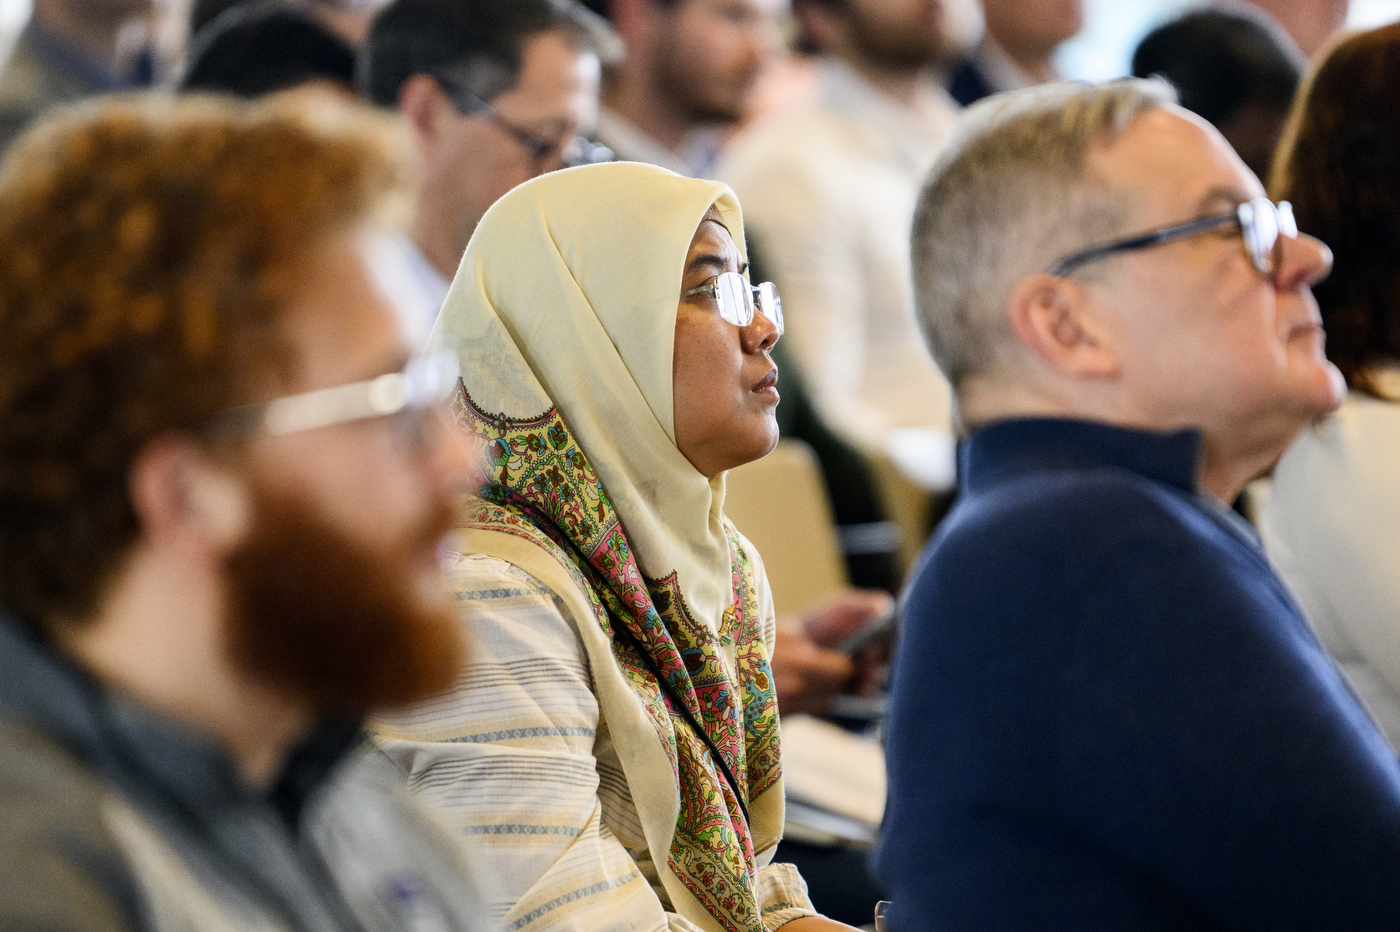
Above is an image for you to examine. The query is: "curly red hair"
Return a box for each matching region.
[0,93,413,628]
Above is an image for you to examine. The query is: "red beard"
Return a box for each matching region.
[222,485,466,714]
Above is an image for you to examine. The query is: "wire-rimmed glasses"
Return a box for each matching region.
[216,351,461,450]
[681,271,785,335]
[432,74,612,169]
[1047,197,1298,279]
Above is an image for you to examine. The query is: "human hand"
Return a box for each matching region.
[771,589,894,716]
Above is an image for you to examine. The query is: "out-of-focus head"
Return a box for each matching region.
[191,0,380,44]
[180,3,358,99]
[0,95,468,710]
[793,0,956,70]
[979,0,1082,62]
[1133,8,1303,180]
[602,0,786,124]
[442,161,777,479]
[913,79,1341,463]
[1241,0,1349,58]
[362,0,616,272]
[1272,23,1400,396]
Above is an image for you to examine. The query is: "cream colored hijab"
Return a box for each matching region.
[433,162,784,932]
[434,160,743,633]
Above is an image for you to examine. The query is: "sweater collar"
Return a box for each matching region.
[0,616,360,829]
[961,417,1204,496]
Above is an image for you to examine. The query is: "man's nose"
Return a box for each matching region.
[1275,232,1333,292]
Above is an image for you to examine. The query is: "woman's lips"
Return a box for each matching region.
[752,368,779,394]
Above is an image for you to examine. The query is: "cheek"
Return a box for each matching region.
[673,317,744,431]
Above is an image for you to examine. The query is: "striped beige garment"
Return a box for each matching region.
[371,551,817,932]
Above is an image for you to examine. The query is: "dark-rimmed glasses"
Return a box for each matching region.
[215,351,461,451]
[681,271,785,335]
[432,74,612,169]
[1048,197,1298,278]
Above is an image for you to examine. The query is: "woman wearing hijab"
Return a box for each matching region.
[371,162,848,932]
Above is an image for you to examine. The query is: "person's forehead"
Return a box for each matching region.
[280,235,412,392]
[1087,105,1264,221]
[512,29,599,96]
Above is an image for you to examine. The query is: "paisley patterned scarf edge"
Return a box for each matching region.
[452,385,782,932]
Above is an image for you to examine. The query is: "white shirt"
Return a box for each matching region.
[594,107,728,179]
[1260,367,1400,747]
[718,59,959,482]
[372,232,451,346]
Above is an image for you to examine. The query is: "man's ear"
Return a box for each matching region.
[397,74,455,157]
[1005,273,1121,380]
[127,436,250,560]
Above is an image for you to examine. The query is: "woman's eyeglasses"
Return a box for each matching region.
[1048,197,1298,278]
[681,271,784,335]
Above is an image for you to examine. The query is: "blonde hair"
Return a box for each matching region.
[911,78,1176,391]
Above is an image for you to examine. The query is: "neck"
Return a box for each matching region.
[960,380,1282,504]
[411,199,465,283]
[989,34,1059,85]
[31,0,134,72]
[603,64,698,157]
[55,549,312,789]
[836,52,928,108]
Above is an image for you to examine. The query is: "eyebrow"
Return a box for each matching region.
[686,253,749,274]
[1195,186,1250,215]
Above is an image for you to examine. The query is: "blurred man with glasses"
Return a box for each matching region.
[360,0,619,336]
[0,95,484,931]
[875,78,1400,930]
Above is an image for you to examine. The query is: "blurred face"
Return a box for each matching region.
[653,0,786,123]
[1246,0,1349,56]
[981,0,1082,60]
[225,232,473,709]
[841,0,954,70]
[673,208,782,477]
[428,30,601,260]
[1082,107,1343,466]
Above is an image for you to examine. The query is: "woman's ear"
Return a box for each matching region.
[128,436,251,561]
[1005,273,1121,380]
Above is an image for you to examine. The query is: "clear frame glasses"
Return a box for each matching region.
[216,351,461,450]
[1048,197,1298,279]
[681,271,785,335]
[432,74,613,169]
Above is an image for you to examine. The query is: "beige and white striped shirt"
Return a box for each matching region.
[371,551,817,932]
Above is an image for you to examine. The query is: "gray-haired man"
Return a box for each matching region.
[875,79,1400,930]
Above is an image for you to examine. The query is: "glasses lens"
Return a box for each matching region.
[562,138,613,168]
[715,272,754,327]
[756,281,784,335]
[404,351,461,408]
[1240,198,1280,275]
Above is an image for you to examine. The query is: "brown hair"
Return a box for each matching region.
[0,93,412,629]
[1271,24,1400,397]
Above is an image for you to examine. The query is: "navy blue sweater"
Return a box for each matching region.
[874,418,1400,931]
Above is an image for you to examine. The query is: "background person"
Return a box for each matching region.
[875,78,1400,930]
[947,0,1083,106]
[179,2,357,98]
[371,161,856,932]
[359,0,617,336]
[1262,22,1400,746]
[1132,7,1304,181]
[719,0,962,497]
[0,94,482,931]
[1235,0,1349,58]
[0,0,154,151]
[588,0,785,177]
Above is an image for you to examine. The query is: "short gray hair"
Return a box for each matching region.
[912,78,1177,392]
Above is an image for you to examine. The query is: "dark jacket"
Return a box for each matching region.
[0,617,489,932]
[875,418,1400,931]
